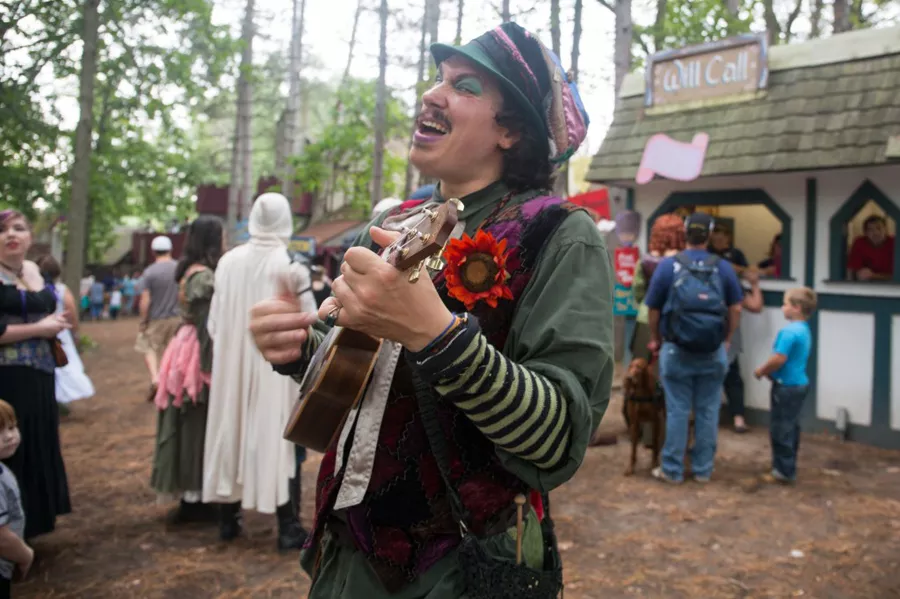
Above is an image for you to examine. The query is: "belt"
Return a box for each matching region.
[326,500,520,550]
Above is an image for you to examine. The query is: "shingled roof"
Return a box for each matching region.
[587,26,900,184]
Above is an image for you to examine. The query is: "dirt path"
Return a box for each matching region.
[17,319,900,598]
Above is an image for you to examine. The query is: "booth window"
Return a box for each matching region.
[829,181,899,283]
[648,190,791,280]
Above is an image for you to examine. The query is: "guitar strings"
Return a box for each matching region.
[382,209,439,257]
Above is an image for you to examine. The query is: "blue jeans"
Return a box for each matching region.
[90,302,103,320]
[659,342,728,480]
[769,383,809,480]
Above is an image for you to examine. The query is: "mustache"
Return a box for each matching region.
[416,109,452,130]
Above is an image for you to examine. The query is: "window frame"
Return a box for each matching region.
[647,189,793,280]
[828,180,900,284]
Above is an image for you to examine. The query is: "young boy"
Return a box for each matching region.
[109,286,123,320]
[753,287,817,484]
[0,400,32,597]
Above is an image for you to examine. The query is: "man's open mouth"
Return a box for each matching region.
[417,118,451,136]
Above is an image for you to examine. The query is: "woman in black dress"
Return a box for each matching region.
[0,210,72,539]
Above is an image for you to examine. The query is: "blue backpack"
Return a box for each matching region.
[663,253,727,353]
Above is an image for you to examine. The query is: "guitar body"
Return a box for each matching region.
[283,199,461,451]
[283,327,383,452]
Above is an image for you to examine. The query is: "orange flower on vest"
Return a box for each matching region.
[443,230,514,310]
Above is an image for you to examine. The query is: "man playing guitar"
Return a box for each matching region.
[249,22,614,599]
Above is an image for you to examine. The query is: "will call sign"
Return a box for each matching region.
[644,33,769,108]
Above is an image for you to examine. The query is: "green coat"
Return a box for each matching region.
[303,182,614,598]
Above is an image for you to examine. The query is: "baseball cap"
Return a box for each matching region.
[151,236,173,252]
[684,212,714,235]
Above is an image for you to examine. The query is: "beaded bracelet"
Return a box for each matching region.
[417,312,468,356]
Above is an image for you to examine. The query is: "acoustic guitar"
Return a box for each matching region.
[283,199,462,452]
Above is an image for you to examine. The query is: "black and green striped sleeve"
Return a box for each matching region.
[409,317,571,471]
[411,210,614,487]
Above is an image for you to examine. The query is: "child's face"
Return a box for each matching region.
[782,296,803,321]
[0,425,20,460]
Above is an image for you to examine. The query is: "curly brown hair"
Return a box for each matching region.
[648,213,686,254]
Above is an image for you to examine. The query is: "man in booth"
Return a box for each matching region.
[708,223,749,274]
[848,215,894,281]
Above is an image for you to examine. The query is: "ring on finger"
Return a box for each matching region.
[324,305,341,328]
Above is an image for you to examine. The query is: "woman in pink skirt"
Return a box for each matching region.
[150,216,222,525]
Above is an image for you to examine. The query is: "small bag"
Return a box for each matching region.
[49,337,68,367]
[412,372,564,599]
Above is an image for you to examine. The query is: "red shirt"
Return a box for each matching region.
[848,235,895,276]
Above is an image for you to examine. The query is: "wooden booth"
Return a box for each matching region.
[588,26,900,449]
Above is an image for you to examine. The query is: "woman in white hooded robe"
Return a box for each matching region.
[202,193,317,551]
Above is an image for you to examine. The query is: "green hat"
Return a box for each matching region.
[430,22,590,166]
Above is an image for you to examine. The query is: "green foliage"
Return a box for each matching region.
[188,51,333,186]
[633,0,756,68]
[0,0,235,260]
[76,333,98,353]
[293,78,409,215]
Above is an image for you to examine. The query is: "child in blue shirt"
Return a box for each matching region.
[753,287,817,484]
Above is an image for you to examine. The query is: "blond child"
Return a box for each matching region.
[753,287,817,484]
[0,400,32,597]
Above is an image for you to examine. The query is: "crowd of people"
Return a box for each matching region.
[628,211,815,486]
[0,18,842,599]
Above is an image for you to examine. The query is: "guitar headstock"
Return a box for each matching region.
[382,199,461,271]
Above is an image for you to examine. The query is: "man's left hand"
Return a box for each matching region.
[318,226,454,351]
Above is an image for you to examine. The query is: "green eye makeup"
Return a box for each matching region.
[455,76,483,95]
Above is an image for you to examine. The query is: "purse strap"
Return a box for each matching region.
[411,369,472,534]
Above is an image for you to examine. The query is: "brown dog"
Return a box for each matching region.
[622,358,665,476]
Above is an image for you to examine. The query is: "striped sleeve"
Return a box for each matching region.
[409,316,571,471]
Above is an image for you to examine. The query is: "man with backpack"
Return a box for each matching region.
[644,212,743,484]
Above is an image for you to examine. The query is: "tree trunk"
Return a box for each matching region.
[570,0,582,83]
[810,0,824,37]
[762,0,781,43]
[275,110,286,178]
[550,0,561,56]
[501,0,510,22]
[549,0,567,197]
[238,0,255,223]
[833,0,851,32]
[334,0,363,115]
[427,0,440,80]
[613,0,633,99]
[783,0,803,42]
[455,0,464,44]
[404,0,430,201]
[226,108,243,245]
[282,0,306,200]
[228,0,255,242]
[724,0,739,17]
[63,0,100,294]
[653,0,667,53]
[371,0,388,209]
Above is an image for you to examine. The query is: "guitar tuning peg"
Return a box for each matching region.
[425,255,444,271]
[408,260,424,283]
[448,198,464,212]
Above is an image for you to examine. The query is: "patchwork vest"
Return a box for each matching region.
[308,194,584,591]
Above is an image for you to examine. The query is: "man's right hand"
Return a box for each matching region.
[249,274,319,365]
